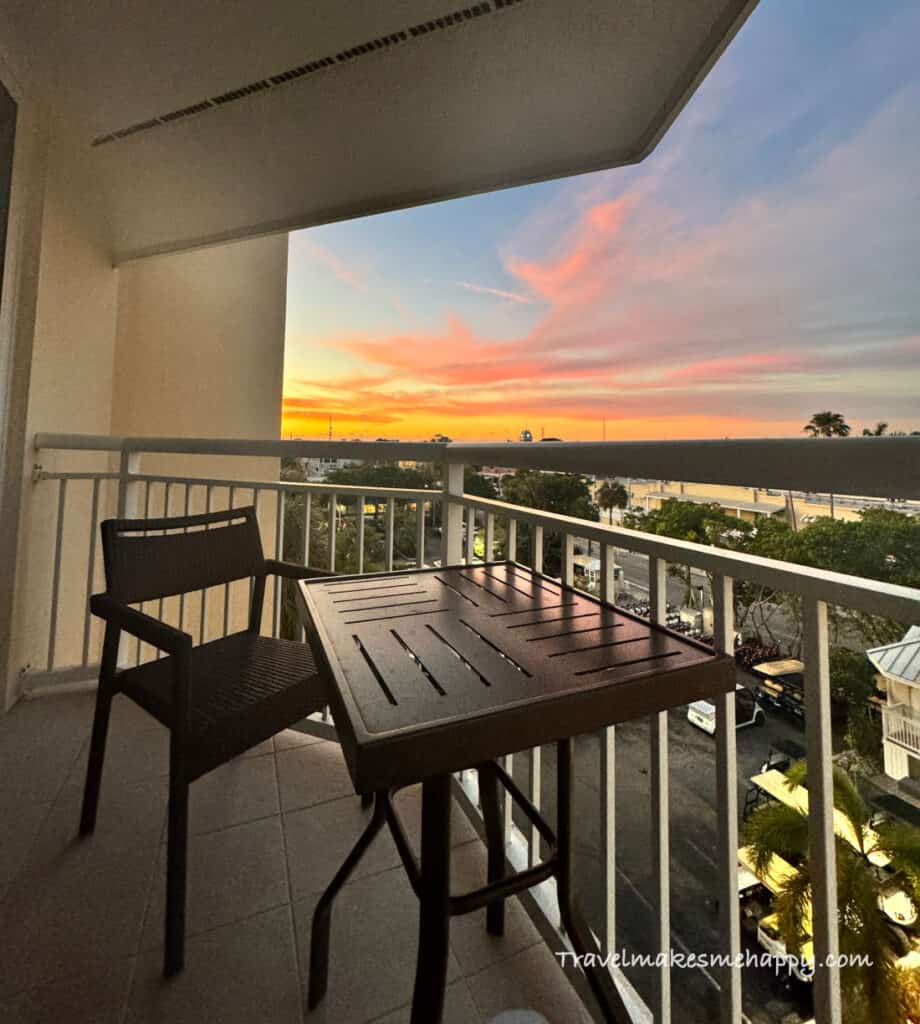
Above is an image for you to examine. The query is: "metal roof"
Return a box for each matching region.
[867,626,920,687]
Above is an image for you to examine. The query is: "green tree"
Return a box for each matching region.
[862,422,889,437]
[498,470,598,576]
[625,499,753,604]
[804,411,852,437]
[743,762,920,1022]
[596,480,629,523]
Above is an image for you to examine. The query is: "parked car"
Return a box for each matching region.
[687,684,765,735]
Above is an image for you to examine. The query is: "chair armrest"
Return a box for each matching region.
[263,559,333,580]
[90,593,193,656]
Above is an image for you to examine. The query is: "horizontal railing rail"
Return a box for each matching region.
[34,431,920,499]
[23,432,920,1024]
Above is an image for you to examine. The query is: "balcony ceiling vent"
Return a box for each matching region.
[91,0,527,148]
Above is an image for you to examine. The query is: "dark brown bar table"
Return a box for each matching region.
[296,562,734,1024]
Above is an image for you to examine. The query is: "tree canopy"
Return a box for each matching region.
[804,410,851,437]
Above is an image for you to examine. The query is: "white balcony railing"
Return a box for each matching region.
[21,432,920,1024]
[882,702,920,757]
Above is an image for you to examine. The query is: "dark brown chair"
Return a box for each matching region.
[80,505,329,976]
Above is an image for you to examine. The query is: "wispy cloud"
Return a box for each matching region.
[284,17,920,441]
[455,280,535,304]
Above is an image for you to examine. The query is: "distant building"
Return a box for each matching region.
[872,626,920,784]
[519,429,533,443]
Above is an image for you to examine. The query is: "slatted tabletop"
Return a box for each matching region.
[298,562,734,792]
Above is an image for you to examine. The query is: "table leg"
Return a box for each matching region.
[410,773,452,1024]
[478,761,506,936]
[556,739,630,1024]
[308,792,387,1009]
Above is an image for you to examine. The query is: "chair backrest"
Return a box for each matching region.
[101,506,265,605]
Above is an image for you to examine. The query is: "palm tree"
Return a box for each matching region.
[862,422,889,437]
[596,480,629,524]
[804,411,852,437]
[743,761,920,1021]
[803,411,851,517]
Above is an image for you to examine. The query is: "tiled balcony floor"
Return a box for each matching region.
[0,692,593,1024]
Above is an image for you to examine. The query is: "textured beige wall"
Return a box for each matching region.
[111,235,286,446]
[6,229,289,705]
[108,235,288,646]
[5,122,121,707]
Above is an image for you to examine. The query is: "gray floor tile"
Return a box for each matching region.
[128,906,303,1024]
[140,815,288,949]
[0,956,134,1024]
[371,980,481,1024]
[0,694,94,762]
[294,866,462,1024]
[447,841,541,977]
[466,944,594,1024]
[276,741,354,812]
[392,785,479,852]
[275,726,326,752]
[0,843,155,999]
[0,800,52,886]
[188,753,279,836]
[71,726,170,784]
[29,774,167,864]
[284,795,401,900]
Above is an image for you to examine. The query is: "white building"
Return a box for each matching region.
[872,627,920,781]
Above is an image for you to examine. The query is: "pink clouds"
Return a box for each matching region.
[288,80,920,439]
[507,196,635,305]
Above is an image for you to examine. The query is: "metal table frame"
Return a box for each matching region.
[297,563,734,1023]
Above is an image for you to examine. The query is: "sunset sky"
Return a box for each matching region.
[282,0,920,442]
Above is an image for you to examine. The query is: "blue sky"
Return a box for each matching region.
[283,0,920,441]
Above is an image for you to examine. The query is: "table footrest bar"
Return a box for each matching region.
[449,857,558,916]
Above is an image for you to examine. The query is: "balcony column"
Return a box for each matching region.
[440,460,464,567]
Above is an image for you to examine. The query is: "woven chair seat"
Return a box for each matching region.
[119,632,325,775]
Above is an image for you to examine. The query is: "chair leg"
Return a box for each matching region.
[164,760,189,977]
[79,685,114,836]
[309,792,388,1009]
[478,761,506,936]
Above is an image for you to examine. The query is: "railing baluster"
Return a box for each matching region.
[136,480,153,665]
[303,493,312,569]
[156,481,172,659]
[416,497,426,569]
[328,492,338,573]
[223,485,236,637]
[649,554,670,1023]
[713,573,741,1023]
[532,524,543,573]
[273,489,285,638]
[82,477,101,666]
[528,746,541,868]
[357,494,366,574]
[178,482,191,633]
[804,599,842,1024]
[599,543,617,955]
[385,497,395,572]
[440,461,465,566]
[465,506,476,564]
[502,753,513,843]
[600,543,617,604]
[484,511,495,563]
[200,485,213,647]
[507,518,517,562]
[562,532,574,587]
[47,478,67,672]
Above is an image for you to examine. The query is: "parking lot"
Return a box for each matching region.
[514,672,815,1024]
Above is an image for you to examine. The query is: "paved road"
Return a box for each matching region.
[508,674,814,1024]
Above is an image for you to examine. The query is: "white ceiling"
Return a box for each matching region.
[5,0,758,262]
